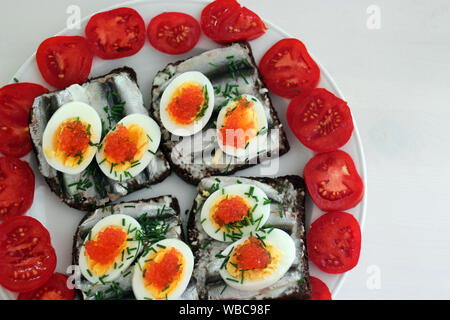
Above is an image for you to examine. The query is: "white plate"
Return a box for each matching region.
[0,0,367,300]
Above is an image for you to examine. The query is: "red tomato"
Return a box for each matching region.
[307,212,361,274]
[0,83,48,157]
[307,276,332,300]
[201,0,267,43]
[0,157,35,220]
[259,38,320,98]
[304,150,364,211]
[148,12,201,55]
[36,36,93,89]
[85,7,146,60]
[287,88,354,152]
[17,273,74,300]
[0,216,56,292]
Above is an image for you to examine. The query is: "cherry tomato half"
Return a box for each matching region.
[85,7,146,60]
[148,12,201,55]
[0,216,56,292]
[36,36,93,89]
[259,38,320,98]
[307,212,361,274]
[287,88,354,152]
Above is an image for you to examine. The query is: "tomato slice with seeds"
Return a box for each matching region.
[17,273,74,300]
[287,88,354,152]
[0,157,35,221]
[307,276,332,300]
[201,0,267,43]
[0,216,56,292]
[148,12,201,55]
[85,7,146,60]
[36,36,93,89]
[307,211,361,274]
[0,83,48,157]
[304,150,363,211]
[259,38,320,98]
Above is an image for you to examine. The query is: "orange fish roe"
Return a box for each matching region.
[167,83,205,125]
[144,248,182,290]
[235,236,271,270]
[220,98,257,149]
[103,124,138,163]
[85,226,127,265]
[213,196,250,226]
[57,120,90,157]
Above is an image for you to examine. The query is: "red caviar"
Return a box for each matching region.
[235,236,271,270]
[85,226,127,265]
[220,98,257,149]
[57,120,90,156]
[103,124,138,163]
[213,196,250,226]
[145,248,182,290]
[167,84,204,125]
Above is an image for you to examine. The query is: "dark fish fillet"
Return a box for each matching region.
[187,175,311,300]
[29,67,171,211]
[150,42,290,185]
[72,195,198,300]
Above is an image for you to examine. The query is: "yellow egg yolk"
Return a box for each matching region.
[210,195,251,229]
[226,236,280,281]
[219,98,258,149]
[166,82,206,125]
[143,247,185,300]
[49,118,91,167]
[101,124,148,172]
[84,226,128,275]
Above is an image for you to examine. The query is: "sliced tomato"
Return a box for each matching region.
[307,212,361,274]
[304,150,363,211]
[85,7,146,60]
[287,88,354,152]
[148,12,201,55]
[307,276,332,300]
[259,38,320,98]
[0,83,48,157]
[0,216,56,292]
[0,157,35,220]
[17,273,74,300]
[36,36,93,89]
[201,0,267,43]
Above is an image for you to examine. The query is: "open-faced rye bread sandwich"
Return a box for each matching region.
[187,175,311,299]
[29,67,170,211]
[72,195,198,300]
[150,42,290,185]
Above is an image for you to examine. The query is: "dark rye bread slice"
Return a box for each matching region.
[29,67,171,211]
[72,195,198,300]
[187,175,311,300]
[150,41,290,185]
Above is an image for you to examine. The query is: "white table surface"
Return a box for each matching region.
[0,0,449,300]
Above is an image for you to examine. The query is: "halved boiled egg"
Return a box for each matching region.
[132,238,194,300]
[79,214,143,284]
[219,229,296,291]
[217,95,268,158]
[42,101,102,174]
[160,71,214,136]
[96,113,161,181]
[200,183,270,242]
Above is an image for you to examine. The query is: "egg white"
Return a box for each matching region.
[219,228,296,291]
[160,71,215,136]
[79,214,143,284]
[200,183,271,242]
[42,101,102,175]
[96,113,161,181]
[216,94,268,159]
[132,238,194,300]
